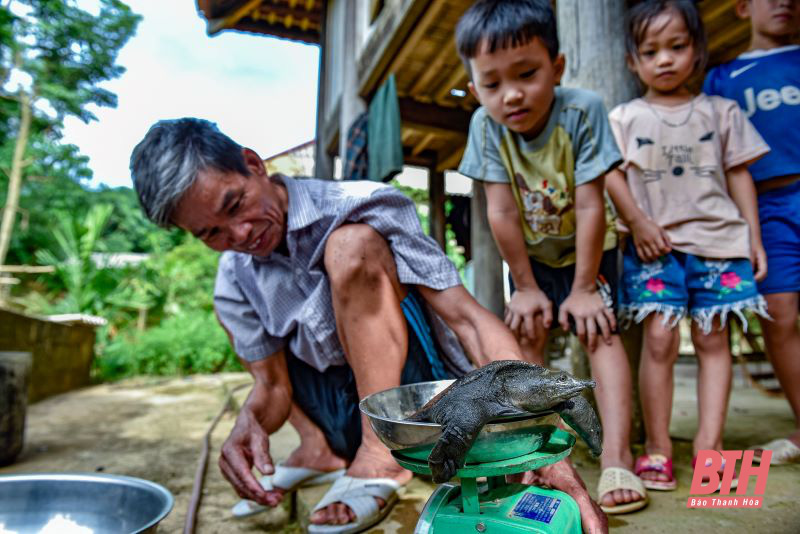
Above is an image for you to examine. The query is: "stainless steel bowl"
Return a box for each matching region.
[0,473,173,534]
[359,380,561,464]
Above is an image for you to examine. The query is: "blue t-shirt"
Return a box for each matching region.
[703,45,800,182]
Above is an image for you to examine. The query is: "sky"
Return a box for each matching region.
[61,0,320,189]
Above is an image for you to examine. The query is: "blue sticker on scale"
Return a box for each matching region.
[510,492,561,523]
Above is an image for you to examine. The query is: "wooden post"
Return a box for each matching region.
[556,0,644,443]
[338,0,367,167]
[470,182,504,317]
[313,1,332,179]
[429,166,446,249]
[557,0,639,111]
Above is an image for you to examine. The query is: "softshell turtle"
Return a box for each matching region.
[407,360,602,483]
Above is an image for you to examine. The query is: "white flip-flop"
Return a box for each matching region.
[307,475,401,534]
[752,438,800,466]
[232,464,345,518]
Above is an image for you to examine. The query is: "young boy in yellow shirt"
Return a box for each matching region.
[456,0,646,514]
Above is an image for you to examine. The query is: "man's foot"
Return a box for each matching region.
[265,442,347,502]
[309,442,411,526]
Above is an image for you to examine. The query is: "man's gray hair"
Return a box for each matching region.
[130,118,250,227]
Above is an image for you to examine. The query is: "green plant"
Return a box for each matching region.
[96,310,240,381]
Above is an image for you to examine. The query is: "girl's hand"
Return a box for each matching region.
[630,217,671,263]
[559,288,616,352]
[751,242,768,282]
[505,288,553,342]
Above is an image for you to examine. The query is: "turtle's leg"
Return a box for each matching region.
[558,395,603,457]
[428,418,483,483]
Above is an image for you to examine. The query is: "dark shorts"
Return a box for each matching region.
[285,290,453,461]
[757,180,800,295]
[508,248,619,333]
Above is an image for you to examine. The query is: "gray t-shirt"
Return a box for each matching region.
[213,175,472,374]
[459,86,622,267]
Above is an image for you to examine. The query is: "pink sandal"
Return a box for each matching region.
[635,454,677,491]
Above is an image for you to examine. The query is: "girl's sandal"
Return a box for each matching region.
[634,453,678,491]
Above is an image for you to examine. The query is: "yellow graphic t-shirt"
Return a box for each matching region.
[459,87,621,267]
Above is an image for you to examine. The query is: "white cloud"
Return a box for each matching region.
[63,0,319,188]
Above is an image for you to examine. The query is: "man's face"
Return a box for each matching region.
[170,149,288,256]
[739,0,800,41]
[468,37,564,139]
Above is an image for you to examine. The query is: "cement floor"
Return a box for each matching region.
[1,364,798,533]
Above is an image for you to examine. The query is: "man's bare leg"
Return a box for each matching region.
[311,224,414,526]
[758,292,800,453]
[264,402,348,502]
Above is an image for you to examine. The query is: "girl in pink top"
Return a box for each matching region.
[606,0,770,492]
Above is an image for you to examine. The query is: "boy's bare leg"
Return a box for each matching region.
[312,224,413,526]
[518,318,548,365]
[638,315,681,484]
[586,335,642,507]
[758,292,800,451]
[690,320,732,455]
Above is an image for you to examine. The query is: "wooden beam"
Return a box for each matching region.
[386,0,448,77]
[409,38,457,98]
[0,265,55,273]
[399,97,472,134]
[206,0,263,34]
[412,132,437,156]
[437,146,465,172]
[708,23,750,56]
[434,66,469,105]
[358,0,435,98]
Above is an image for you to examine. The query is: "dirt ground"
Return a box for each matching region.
[1,366,799,533]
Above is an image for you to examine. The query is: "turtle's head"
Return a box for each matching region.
[520,370,596,408]
[509,369,595,411]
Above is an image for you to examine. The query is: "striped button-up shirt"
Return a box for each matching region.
[213,175,473,374]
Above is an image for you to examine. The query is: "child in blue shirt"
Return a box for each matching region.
[703,0,800,465]
[457,0,647,514]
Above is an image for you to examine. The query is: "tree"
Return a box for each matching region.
[0,0,140,266]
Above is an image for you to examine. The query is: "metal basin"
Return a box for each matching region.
[360,380,560,464]
[0,473,173,534]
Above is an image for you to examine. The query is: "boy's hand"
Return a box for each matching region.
[630,216,671,263]
[751,242,768,282]
[559,288,616,352]
[506,288,553,341]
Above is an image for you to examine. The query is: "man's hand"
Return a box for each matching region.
[630,216,671,263]
[507,459,608,533]
[218,401,281,506]
[505,288,553,341]
[559,288,615,352]
[751,241,768,282]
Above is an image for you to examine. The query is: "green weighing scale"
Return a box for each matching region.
[360,380,582,534]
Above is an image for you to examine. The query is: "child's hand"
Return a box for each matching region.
[506,288,553,342]
[559,288,616,352]
[751,242,768,282]
[630,217,671,263]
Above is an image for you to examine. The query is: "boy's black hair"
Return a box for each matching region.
[456,0,559,78]
[625,0,708,74]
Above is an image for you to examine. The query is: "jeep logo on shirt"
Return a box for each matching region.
[743,85,800,118]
